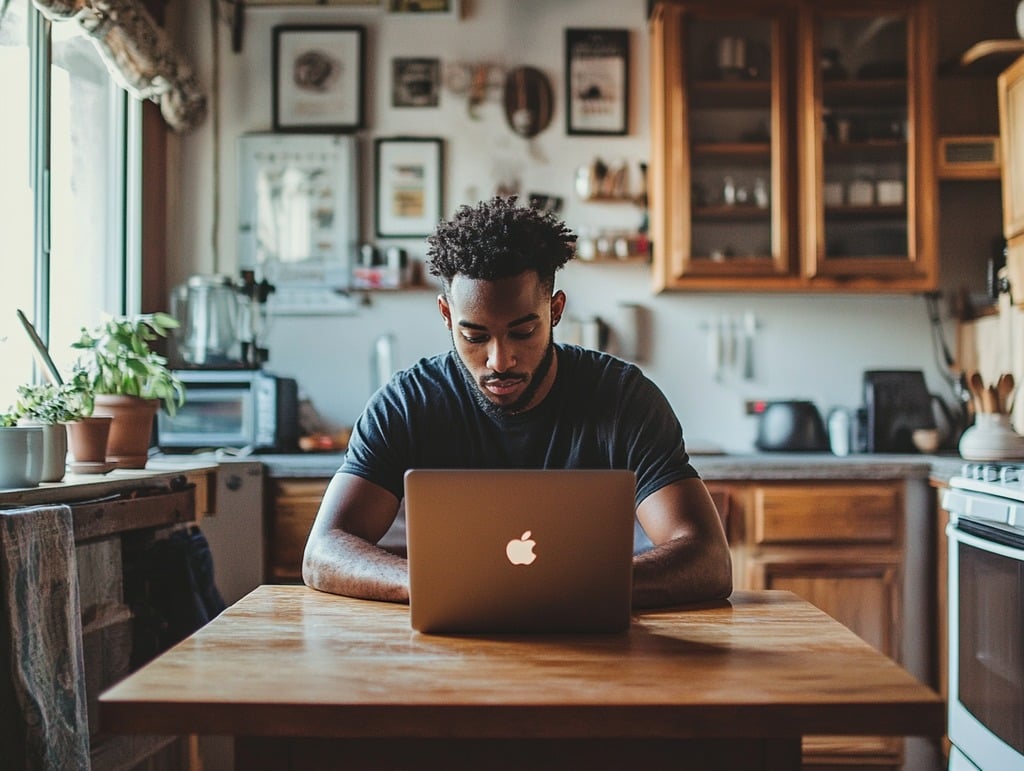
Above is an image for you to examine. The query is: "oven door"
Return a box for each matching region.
[947,516,1024,771]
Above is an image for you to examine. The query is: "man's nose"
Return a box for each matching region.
[487,339,515,372]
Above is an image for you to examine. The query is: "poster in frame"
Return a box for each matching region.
[374,137,444,238]
[385,0,459,18]
[273,25,365,132]
[565,28,630,136]
[392,58,441,107]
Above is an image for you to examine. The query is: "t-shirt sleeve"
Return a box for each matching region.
[616,367,699,504]
[340,383,412,500]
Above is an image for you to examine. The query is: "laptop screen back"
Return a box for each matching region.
[404,468,636,634]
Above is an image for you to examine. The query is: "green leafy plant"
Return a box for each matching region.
[0,412,18,428]
[72,312,186,416]
[13,381,93,424]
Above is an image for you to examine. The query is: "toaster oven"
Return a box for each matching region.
[157,370,299,453]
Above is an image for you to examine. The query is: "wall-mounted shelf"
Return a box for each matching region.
[939,39,1024,77]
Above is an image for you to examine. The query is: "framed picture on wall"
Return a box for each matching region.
[385,0,459,18]
[374,137,444,238]
[392,58,441,107]
[273,25,365,132]
[565,28,630,136]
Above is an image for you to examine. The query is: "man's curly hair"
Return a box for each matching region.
[426,196,576,293]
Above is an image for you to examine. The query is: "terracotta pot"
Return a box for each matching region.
[92,394,159,469]
[66,416,113,465]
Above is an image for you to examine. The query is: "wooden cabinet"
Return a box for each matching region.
[649,0,938,292]
[998,54,1024,300]
[268,477,329,582]
[724,479,907,770]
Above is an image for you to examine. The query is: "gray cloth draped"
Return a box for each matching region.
[0,504,90,771]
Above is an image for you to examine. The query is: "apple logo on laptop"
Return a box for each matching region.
[506,530,537,565]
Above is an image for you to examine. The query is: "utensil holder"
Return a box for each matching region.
[958,413,1024,461]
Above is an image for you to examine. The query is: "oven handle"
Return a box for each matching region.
[946,521,1024,560]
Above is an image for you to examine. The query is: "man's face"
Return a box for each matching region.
[439,271,565,415]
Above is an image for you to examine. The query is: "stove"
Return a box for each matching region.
[943,463,1024,771]
[949,462,1024,508]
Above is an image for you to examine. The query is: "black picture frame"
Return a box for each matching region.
[374,137,444,238]
[392,58,441,108]
[565,28,630,136]
[272,25,366,133]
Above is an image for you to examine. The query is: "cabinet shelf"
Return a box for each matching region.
[825,204,907,218]
[823,79,907,107]
[824,139,906,161]
[694,205,772,220]
[690,79,773,109]
[692,142,772,160]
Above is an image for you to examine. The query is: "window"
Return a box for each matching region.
[0,0,135,410]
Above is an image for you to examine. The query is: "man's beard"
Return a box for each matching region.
[452,330,557,418]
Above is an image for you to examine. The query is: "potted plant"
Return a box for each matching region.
[0,410,44,489]
[12,380,91,482]
[72,312,186,469]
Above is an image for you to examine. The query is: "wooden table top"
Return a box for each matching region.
[99,586,942,741]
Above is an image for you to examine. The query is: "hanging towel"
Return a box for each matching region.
[0,504,90,771]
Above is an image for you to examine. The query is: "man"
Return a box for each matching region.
[303,196,732,607]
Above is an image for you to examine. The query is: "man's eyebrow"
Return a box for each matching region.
[457,313,540,331]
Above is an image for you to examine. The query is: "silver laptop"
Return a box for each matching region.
[404,468,636,634]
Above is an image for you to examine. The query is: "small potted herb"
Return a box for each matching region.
[13,381,93,481]
[72,313,186,468]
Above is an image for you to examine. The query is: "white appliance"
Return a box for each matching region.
[199,458,265,606]
[942,463,1024,771]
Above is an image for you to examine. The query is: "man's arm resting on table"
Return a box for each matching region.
[302,472,410,603]
[632,477,733,608]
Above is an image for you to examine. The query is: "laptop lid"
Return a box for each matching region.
[404,468,636,634]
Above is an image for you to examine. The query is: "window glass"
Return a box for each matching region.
[0,0,35,411]
[49,20,126,378]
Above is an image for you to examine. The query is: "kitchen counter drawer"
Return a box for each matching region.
[751,482,903,545]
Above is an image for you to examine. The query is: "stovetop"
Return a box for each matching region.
[947,462,1024,527]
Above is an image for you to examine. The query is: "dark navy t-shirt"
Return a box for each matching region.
[341,344,698,506]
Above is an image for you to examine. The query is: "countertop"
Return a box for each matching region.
[247,450,967,484]
[0,460,219,507]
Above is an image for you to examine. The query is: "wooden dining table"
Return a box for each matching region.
[99,585,942,771]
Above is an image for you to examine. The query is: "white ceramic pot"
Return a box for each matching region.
[0,425,44,489]
[958,413,1024,461]
[18,419,67,482]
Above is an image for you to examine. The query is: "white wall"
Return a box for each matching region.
[169,0,968,453]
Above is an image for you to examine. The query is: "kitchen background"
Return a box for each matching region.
[167,0,1011,454]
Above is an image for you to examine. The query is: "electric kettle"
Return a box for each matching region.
[170,274,243,367]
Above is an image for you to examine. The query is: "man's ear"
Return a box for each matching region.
[437,294,452,329]
[550,290,567,326]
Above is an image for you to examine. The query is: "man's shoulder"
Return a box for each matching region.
[557,344,643,380]
[378,350,461,403]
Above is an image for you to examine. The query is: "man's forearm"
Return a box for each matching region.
[631,535,732,609]
[302,530,409,603]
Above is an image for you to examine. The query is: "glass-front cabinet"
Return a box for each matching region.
[650,0,937,292]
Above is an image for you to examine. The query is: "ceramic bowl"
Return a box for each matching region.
[0,425,44,489]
